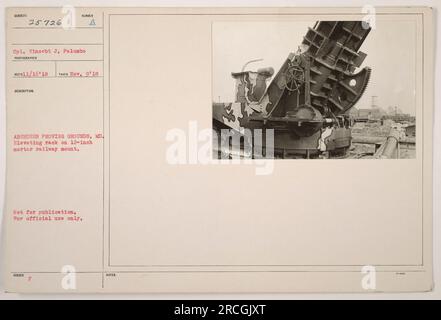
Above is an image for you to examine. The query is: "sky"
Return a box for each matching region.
[212,19,417,116]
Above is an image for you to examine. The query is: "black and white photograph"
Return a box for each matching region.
[212,20,417,159]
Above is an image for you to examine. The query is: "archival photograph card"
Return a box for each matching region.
[1,6,434,293]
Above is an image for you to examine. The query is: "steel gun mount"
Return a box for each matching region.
[213,21,372,158]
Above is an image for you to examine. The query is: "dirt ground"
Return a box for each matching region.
[350,121,416,159]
